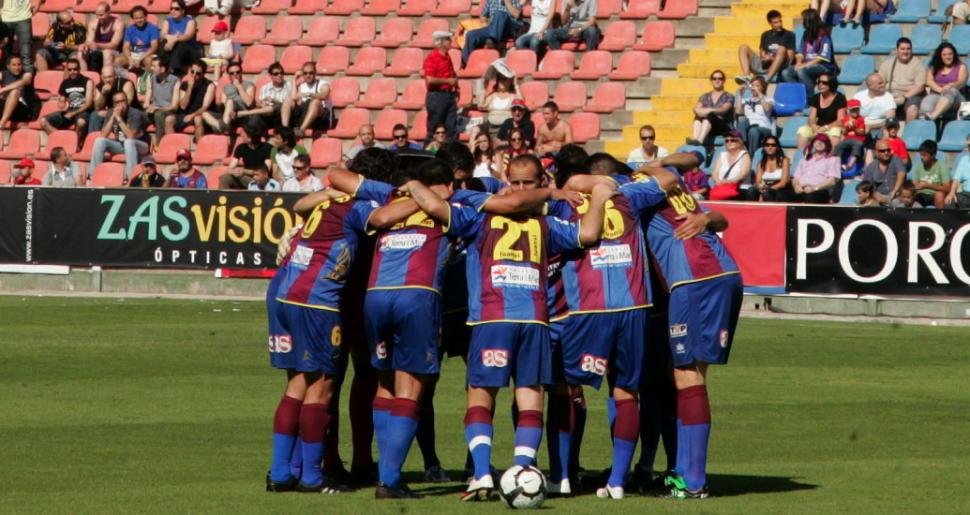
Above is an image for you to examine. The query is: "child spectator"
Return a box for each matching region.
[201,21,237,81]
[891,181,922,208]
[834,99,866,174]
[248,165,280,191]
[911,140,950,208]
[855,180,879,207]
[682,151,710,200]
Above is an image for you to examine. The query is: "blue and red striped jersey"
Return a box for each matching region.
[276,196,378,310]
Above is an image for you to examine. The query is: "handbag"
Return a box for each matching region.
[709,182,741,200]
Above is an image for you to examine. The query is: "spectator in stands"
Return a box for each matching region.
[166,60,215,142]
[891,181,922,208]
[478,76,521,137]
[792,133,840,203]
[462,0,522,66]
[911,140,950,208]
[833,99,866,173]
[204,61,253,135]
[90,90,150,180]
[852,72,896,134]
[811,0,873,25]
[862,138,906,205]
[920,42,968,122]
[736,10,795,85]
[166,148,207,188]
[144,57,180,146]
[800,72,846,148]
[753,135,793,202]
[780,9,835,100]
[82,3,124,72]
[39,59,93,142]
[205,0,235,17]
[536,101,572,155]
[874,118,909,167]
[709,130,751,201]
[498,127,531,177]
[344,124,384,161]
[123,6,161,72]
[945,136,970,208]
[89,65,138,132]
[515,0,554,54]
[238,62,289,128]
[389,124,423,152]
[426,123,449,153]
[735,76,775,156]
[688,70,734,146]
[36,11,87,72]
[269,127,307,183]
[947,0,970,24]
[42,147,85,187]
[496,99,534,148]
[158,1,202,76]
[855,181,879,207]
[471,130,500,178]
[220,122,271,189]
[0,56,39,148]
[682,162,710,200]
[1,0,34,73]
[281,154,323,193]
[129,155,166,187]
[201,21,238,81]
[544,0,600,51]
[12,158,40,185]
[248,165,280,191]
[878,37,925,123]
[424,31,458,142]
[281,62,332,134]
[626,124,668,169]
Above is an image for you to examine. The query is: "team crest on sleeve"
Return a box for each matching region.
[669,324,688,338]
[491,265,540,290]
[719,329,729,348]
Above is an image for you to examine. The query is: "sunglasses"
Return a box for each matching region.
[270,71,283,76]
[192,69,204,75]
[393,134,407,139]
[434,130,446,135]
[228,70,241,75]
[171,5,183,10]
[510,137,523,141]
[877,148,891,153]
[66,67,79,72]
[725,137,741,142]
[640,135,655,140]
[303,70,315,75]
[763,142,778,147]
[711,76,725,81]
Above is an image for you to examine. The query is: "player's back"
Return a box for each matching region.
[368,209,453,293]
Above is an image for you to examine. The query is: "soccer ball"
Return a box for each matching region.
[499,465,547,509]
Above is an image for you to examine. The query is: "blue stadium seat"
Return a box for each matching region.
[950,25,970,55]
[838,55,874,85]
[902,120,937,151]
[793,24,803,49]
[677,144,706,156]
[910,24,942,54]
[832,23,864,53]
[751,148,764,169]
[790,147,804,171]
[861,24,902,54]
[703,146,725,174]
[890,0,930,22]
[773,83,808,116]
[779,116,807,148]
[929,0,959,23]
[839,179,862,205]
[938,121,970,152]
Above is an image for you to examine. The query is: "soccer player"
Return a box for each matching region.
[407,155,608,501]
[264,186,417,494]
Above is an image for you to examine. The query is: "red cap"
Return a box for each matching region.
[176,149,193,161]
[212,21,229,33]
[847,99,861,109]
[511,99,527,110]
[16,158,34,168]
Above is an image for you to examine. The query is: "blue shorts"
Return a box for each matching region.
[365,289,442,375]
[467,322,552,388]
[561,309,647,390]
[274,303,344,375]
[667,274,743,368]
[266,272,295,369]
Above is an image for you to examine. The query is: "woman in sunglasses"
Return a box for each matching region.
[158,0,202,76]
[753,136,794,202]
[792,133,840,203]
[709,130,751,201]
[689,70,734,146]
[800,72,846,149]
[735,76,775,156]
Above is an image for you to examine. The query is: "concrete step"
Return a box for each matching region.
[704,33,760,49]
[633,109,693,125]
[677,61,742,78]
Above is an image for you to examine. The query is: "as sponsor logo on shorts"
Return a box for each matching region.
[375,341,388,360]
[379,233,427,252]
[268,334,292,353]
[719,329,729,348]
[669,323,688,338]
[589,244,633,268]
[491,265,540,290]
[580,354,608,376]
[481,349,509,367]
[291,245,313,266]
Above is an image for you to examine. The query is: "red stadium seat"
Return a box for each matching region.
[633,21,675,51]
[459,49,499,78]
[374,18,414,48]
[147,0,173,13]
[506,49,537,77]
[36,130,78,160]
[290,0,325,14]
[374,109,409,140]
[316,46,350,75]
[393,80,427,110]
[571,50,613,79]
[457,79,473,107]
[596,0,622,17]
[310,137,342,168]
[585,82,626,113]
[112,0,143,13]
[28,101,60,130]
[361,0,401,15]
[0,129,40,159]
[530,111,544,137]
[552,82,587,113]
[325,0,364,15]
[155,134,193,164]
[398,0,436,16]
[39,0,74,13]
[658,0,697,19]
[196,17,218,44]
[33,71,63,101]
[206,166,228,188]
[620,0,660,19]
[410,110,428,141]
[242,45,276,74]
[335,17,376,47]
[569,112,600,143]
[264,16,304,46]
[89,163,125,187]
[194,135,230,165]
[301,16,341,46]
[384,47,425,77]
[328,77,361,107]
[280,45,313,74]
[533,50,574,79]
[599,21,636,51]
[433,0,471,16]
[254,0,294,15]
[609,51,651,80]
[0,160,10,184]
[519,81,549,111]
[233,16,268,45]
[31,13,50,39]
[329,108,371,138]
[356,78,399,109]
[76,0,104,13]
[346,47,386,76]
[412,19,450,48]
[74,133,101,162]
[449,49,462,71]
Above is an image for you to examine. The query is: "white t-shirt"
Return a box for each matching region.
[298,79,332,110]
[717,150,750,183]
[282,175,323,192]
[527,0,554,33]
[626,146,669,167]
[852,90,896,125]
[274,148,301,181]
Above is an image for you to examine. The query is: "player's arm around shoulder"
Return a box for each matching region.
[577,182,615,246]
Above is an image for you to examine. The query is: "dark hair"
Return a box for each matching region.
[436,142,475,174]
[155,56,170,70]
[766,9,782,20]
[758,136,786,172]
[896,37,912,48]
[65,58,81,68]
[800,8,826,49]
[293,154,311,168]
[277,127,297,149]
[817,72,838,90]
[585,152,630,177]
[253,165,269,176]
[542,101,559,112]
[175,0,187,10]
[509,154,544,181]
[392,123,408,134]
[856,180,874,194]
[191,60,207,72]
[929,42,961,75]
[348,147,396,182]
[268,62,283,74]
[509,128,530,148]
[130,5,148,16]
[899,180,917,194]
[51,147,67,161]
[408,158,453,186]
[918,139,938,155]
[552,144,590,188]
[709,69,726,81]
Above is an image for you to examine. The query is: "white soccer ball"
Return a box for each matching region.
[499,465,547,509]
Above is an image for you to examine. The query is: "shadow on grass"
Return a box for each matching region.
[399,470,471,497]
[708,474,818,497]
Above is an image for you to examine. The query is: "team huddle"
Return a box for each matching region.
[262,143,743,503]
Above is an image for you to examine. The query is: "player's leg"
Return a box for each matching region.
[568,385,587,485]
[416,373,449,482]
[266,279,305,491]
[364,291,395,467]
[545,383,573,492]
[510,324,553,469]
[463,385,499,500]
[322,353,349,483]
[376,369,428,496]
[348,355,378,484]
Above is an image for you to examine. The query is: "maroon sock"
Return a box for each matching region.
[613,398,640,442]
[299,403,330,444]
[677,385,711,425]
[273,395,303,436]
[464,405,493,426]
[350,365,378,469]
[390,398,420,420]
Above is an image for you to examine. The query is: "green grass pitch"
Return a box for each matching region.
[1,295,968,514]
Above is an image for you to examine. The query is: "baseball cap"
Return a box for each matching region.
[141,155,158,166]
[212,21,229,33]
[847,99,861,109]
[511,99,527,110]
[176,149,192,161]
[885,117,900,129]
[726,129,743,139]
[16,158,34,168]
[432,31,453,40]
